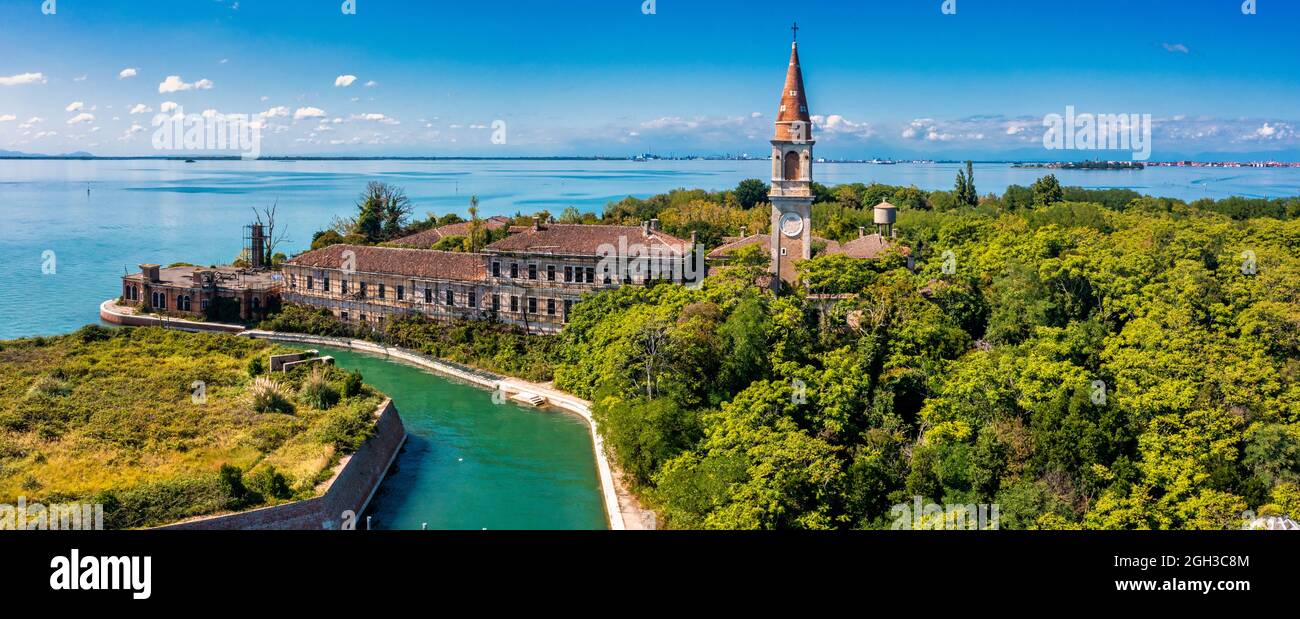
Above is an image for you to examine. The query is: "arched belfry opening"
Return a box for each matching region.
[783,150,802,181]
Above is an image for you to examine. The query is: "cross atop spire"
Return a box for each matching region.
[791,21,799,42]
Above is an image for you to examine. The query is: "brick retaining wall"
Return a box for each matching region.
[158,399,407,530]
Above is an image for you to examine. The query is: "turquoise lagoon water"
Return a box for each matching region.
[304,346,606,531]
[2,158,1299,341]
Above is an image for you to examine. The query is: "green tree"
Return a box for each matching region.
[734,179,769,210]
[1031,174,1065,207]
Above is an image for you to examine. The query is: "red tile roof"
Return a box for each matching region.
[390,216,512,248]
[286,245,487,282]
[835,234,909,259]
[484,223,691,256]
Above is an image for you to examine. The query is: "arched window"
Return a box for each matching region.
[783,150,801,181]
[178,295,191,312]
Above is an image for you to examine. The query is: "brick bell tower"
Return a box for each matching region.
[769,22,814,289]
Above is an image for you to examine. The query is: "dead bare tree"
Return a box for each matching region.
[252,199,291,266]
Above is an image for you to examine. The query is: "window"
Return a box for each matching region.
[178,295,192,312]
[528,297,537,314]
[397,285,405,301]
[547,265,555,281]
[341,280,349,295]
[510,296,519,313]
[510,263,519,278]
[201,299,210,312]
[585,267,595,284]
[564,266,573,283]
[323,275,330,292]
[425,287,433,304]
[359,314,367,323]
[151,291,166,309]
[359,281,368,298]
[378,283,386,300]
[468,291,477,308]
[492,294,500,311]
[306,276,314,290]
[564,299,575,321]
[547,299,556,316]
[445,289,454,306]
[492,262,501,278]
[528,264,537,280]
[341,311,349,321]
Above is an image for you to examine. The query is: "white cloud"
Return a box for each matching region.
[1162,43,1190,54]
[73,75,88,82]
[352,112,400,125]
[119,67,139,79]
[0,72,46,86]
[364,80,378,88]
[65,101,85,112]
[335,75,358,87]
[129,104,153,114]
[262,106,290,118]
[201,109,221,118]
[160,101,179,113]
[0,114,15,122]
[294,106,327,120]
[19,117,43,129]
[158,75,212,93]
[67,113,95,125]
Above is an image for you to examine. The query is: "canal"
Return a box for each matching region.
[308,346,607,530]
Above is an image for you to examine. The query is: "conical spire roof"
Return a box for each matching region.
[774,40,812,141]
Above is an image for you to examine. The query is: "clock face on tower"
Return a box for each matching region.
[779,211,805,238]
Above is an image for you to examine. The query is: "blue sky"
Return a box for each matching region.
[1,0,1298,159]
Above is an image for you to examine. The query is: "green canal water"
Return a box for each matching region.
[305,346,607,530]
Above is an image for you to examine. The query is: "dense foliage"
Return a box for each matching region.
[0,326,384,528]
[261,305,561,383]
[557,178,1300,530]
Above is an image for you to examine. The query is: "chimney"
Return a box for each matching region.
[649,218,660,232]
[250,224,266,270]
[858,226,866,239]
[690,230,697,247]
[641,221,651,237]
[533,217,541,232]
[740,226,748,238]
[140,264,161,283]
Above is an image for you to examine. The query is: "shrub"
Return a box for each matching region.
[298,367,341,410]
[245,465,294,501]
[26,375,72,399]
[342,370,364,398]
[248,376,295,414]
[247,356,266,377]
